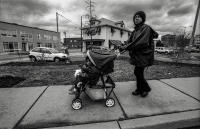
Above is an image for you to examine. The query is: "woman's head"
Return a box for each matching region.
[133,11,146,25]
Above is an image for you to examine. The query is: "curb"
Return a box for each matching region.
[119,110,200,129]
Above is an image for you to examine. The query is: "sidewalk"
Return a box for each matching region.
[0,77,199,129]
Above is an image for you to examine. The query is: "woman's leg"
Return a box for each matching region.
[139,67,151,93]
[133,66,143,94]
[134,66,151,96]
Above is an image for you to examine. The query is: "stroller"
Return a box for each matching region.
[71,48,117,110]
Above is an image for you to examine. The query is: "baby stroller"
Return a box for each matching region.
[71,48,117,110]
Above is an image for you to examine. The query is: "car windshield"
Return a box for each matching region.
[49,48,59,53]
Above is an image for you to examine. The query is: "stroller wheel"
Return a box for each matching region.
[72,98,82,110]
[105,98,115,107]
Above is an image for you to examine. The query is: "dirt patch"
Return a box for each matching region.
[0,61,83,66]
[0,75,25,88]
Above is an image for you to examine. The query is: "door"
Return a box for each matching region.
[9,42,14,52]
[40,48,52,61]
[22,42,27,51]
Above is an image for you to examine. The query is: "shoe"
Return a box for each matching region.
[132,91,140,96]
[140,91,149,97]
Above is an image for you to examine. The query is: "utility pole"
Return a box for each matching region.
[0,0,2,19]
[85,0,95,47]
[56,12,59,32]
[189,0,200,47]
[81,16,83,51]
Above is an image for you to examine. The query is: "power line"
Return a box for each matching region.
[56,12,80,32]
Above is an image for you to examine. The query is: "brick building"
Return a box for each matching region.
[0,21,61,53]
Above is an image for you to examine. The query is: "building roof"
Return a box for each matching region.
[82,18,131,32]
[0,21,59,34]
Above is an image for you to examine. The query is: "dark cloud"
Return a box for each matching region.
[1,0,52,17]
[0,0,198,35]
[94,0,197,34]
[167,4,194,16]
[95,0,165,21]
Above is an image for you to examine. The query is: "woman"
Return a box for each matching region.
[120,11,158,97]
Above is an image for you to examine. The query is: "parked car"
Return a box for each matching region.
[29,47,71,63]
[185,46,200,53]
[155,47,174,54]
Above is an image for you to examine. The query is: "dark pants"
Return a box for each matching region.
[134,66,151,93]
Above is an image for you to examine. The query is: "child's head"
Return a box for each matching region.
[85,57,93,66]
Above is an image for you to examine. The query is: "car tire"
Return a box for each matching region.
[54,57,60,62]
[30,56,37,62]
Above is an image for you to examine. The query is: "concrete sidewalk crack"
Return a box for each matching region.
[117,120,122,129]
[158,80,200,103]
[12,86,49,129]
[113,91,128,119]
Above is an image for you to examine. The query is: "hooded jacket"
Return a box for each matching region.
[126,24,158,67]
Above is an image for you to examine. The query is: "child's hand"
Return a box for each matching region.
[74,69,82,77]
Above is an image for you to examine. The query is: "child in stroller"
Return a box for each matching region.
[70,49,117,110]
[68,56,100,95]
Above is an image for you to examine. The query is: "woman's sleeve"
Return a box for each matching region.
[127,25,152,50]
[126,31,134,44]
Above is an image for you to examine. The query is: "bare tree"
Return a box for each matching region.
[85,0,96,47]
[174,26,192,62]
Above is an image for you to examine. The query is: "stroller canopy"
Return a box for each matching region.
[87,49,117,74]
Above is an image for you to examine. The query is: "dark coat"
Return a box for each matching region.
[126,24,158,67]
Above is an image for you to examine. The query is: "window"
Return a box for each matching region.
[3,42,9,52]
[41,48,51,54]
[20,31,33,42]
[37,43,42,47]
[111,27,115,36]
[44,34,51,40]
[97,27,101,35]
[45,43,52,48]
[37,34,41,40]
[3,42,18,52]
[0,30,17,38]
[120,30,124,37]
[32,48,40,52]
[28,43,34,51]
[53,36,57,41]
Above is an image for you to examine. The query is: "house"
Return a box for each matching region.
[0,21,61,53]
[81,18,131,51]
[63,37,82,49]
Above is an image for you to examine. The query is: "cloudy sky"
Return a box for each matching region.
[0,0,199,38]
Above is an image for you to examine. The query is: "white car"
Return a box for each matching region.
[155,47,174,54]
[29,47,71,63]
